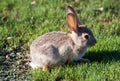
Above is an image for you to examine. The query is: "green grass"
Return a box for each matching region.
[0,0,120,81]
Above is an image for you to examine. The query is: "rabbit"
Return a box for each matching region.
[30,6,97,71]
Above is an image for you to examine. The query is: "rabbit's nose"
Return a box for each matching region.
[93,39,97,45]
[90,39,97,46]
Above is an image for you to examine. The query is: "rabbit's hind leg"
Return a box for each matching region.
[42,65,50,71]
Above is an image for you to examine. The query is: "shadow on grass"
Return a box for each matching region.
[86,50,120,63]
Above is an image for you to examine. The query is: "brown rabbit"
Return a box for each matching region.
[30,6,97,71]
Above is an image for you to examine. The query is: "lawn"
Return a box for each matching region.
[0,0,120,81]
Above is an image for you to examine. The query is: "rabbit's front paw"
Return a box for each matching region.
[80,58,90,62]
[74,58,90,63]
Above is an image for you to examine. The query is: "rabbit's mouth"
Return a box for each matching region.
[87,40,96,47]
[87,42,96,47]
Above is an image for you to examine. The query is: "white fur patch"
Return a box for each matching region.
[73,47,87,61]
[30,53,61,68]
[29,62,42,69]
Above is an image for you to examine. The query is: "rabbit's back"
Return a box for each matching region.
[30,31,73,55]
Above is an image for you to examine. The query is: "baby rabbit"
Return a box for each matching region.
[30,6,96,71]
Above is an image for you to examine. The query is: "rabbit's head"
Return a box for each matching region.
[67,6,96,48]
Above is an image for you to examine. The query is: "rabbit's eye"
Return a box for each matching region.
[84,34,89,40]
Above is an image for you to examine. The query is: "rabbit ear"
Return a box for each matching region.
[66,6,81,31]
